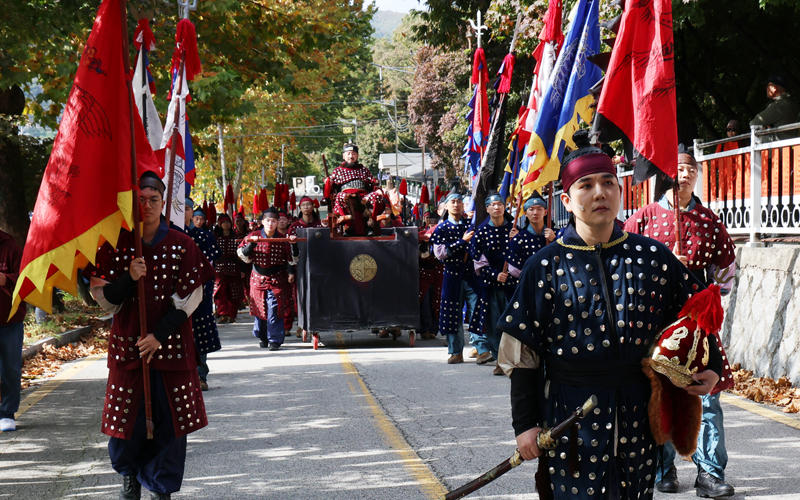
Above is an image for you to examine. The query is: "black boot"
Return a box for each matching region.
[149,492,171,500]
[119,476,141,500]
[695,470,734,498]
[655,464,679,493]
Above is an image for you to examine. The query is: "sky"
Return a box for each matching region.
[370,0,424,13]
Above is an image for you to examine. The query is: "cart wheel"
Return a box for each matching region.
[312,333,319,350]
[409,331,415,347]
[302,330,308,342]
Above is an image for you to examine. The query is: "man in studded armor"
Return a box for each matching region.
[624,146,737,497]
[470,193,519,373]
[86,172,214,500]
[429,193,478,364]
[186,207,221,392]
[213,213,244,324]
[238,207,296,351]
[506,193,556,279]
[497,135,725,500]
[329,142,385,235]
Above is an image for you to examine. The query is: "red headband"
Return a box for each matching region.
[560,153,616,193]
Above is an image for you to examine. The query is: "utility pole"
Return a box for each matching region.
[280,143,285,184]
[394,98,399,182]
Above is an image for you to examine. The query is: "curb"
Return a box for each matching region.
[22,314,113,361]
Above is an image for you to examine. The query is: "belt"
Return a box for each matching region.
[341,179,368,191]
[546,357,646,388]
[254,264,284,276]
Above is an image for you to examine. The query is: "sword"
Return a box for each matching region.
[441,395,598,500]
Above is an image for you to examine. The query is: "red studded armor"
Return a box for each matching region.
[239,230,292,320]
[214,233,240,276]
[87,228,214,439]
[624,202,735,272]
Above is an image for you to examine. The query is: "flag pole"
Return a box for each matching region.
[163,55,186,227]
[119,0,155,440]
[673,177,683,255]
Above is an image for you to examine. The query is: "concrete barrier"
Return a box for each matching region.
[720,246,800,385]
[22,315,112,360]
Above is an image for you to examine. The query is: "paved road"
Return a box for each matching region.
[1,316,799,499]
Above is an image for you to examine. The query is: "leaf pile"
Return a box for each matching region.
[21,320,109,390]
[731,363,800,414]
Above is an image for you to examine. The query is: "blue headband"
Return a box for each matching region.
[485,194,504,207]
[524,197,548,211]
[444,193,463,204]
[192,209,206,217]
[185,197,195,209]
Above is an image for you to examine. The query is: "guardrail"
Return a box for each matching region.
[694,122,800,244]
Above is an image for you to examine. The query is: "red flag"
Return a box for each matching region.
[398,179,408,196]
[11,0,160,315]
[594,0,677,183]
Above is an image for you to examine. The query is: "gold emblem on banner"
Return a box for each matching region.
[350,254,377,282]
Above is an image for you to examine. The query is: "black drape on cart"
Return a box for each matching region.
[296,227,420,333]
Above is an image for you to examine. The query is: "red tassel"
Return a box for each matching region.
[497,53,516,94]
[133,18,156,52]
[540,0,565,46]
[207,202,216,225]
[258,189,268,212]
[420,185,430,204]
[398,179,408,196]
[471,48,488,85]
[172,19,202,81]
[290,192,297,211]
[678,284,724,334]
[324,177,332,199]
[252,192,259,214]
[224,184,234,207]
[313,199,320,209]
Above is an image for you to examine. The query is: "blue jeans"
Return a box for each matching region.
[0,322,24,419]
[252,290,284,345]
[197,352,209,382]
[656,393,727,482]
[484,287,508,360]
[448,280,476,355]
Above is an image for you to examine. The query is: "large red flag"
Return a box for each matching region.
[594,0,677,184]
[11,0,159,316]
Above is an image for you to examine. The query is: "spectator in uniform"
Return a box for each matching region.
[0,229,25,432]
[624,146,737,498]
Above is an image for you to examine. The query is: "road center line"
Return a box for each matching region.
[720,392,800,431]
[335,333,448,499]
[14,354,106,420]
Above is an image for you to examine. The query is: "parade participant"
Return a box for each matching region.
[329,142,384,235]
[0,230,25,432]
[497,135,724,500]
[506,193,556,278]
[376,197,404,229]
[469,193,518,373]
[288,196,323,338]
[85,171,212,500]
[234,213,248,236]
[213,213,244,324]
[276,209,295,332]
[624,146,737,497]
[418,212,443,340]
[429,193,478,363]
[277,210,291,236]
[187,206,221,392]
[238,208,296,351]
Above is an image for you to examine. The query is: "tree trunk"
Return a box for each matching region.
[0,85,30,246]
[233,137,245,205]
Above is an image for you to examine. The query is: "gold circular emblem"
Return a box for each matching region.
[349,254,378,282]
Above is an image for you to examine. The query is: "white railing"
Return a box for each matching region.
[694,122,800,244]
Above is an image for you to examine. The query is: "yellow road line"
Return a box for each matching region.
[335,332,448,499]
[720,393,800,431]
[15,354,106,419]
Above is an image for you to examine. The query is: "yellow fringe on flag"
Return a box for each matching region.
[10,191,134,317]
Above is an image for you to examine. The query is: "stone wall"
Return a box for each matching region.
[720,246,800,385]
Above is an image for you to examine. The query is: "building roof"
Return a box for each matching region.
[378,152,435,181]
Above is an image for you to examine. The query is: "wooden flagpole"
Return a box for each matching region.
[120,0,154,439]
